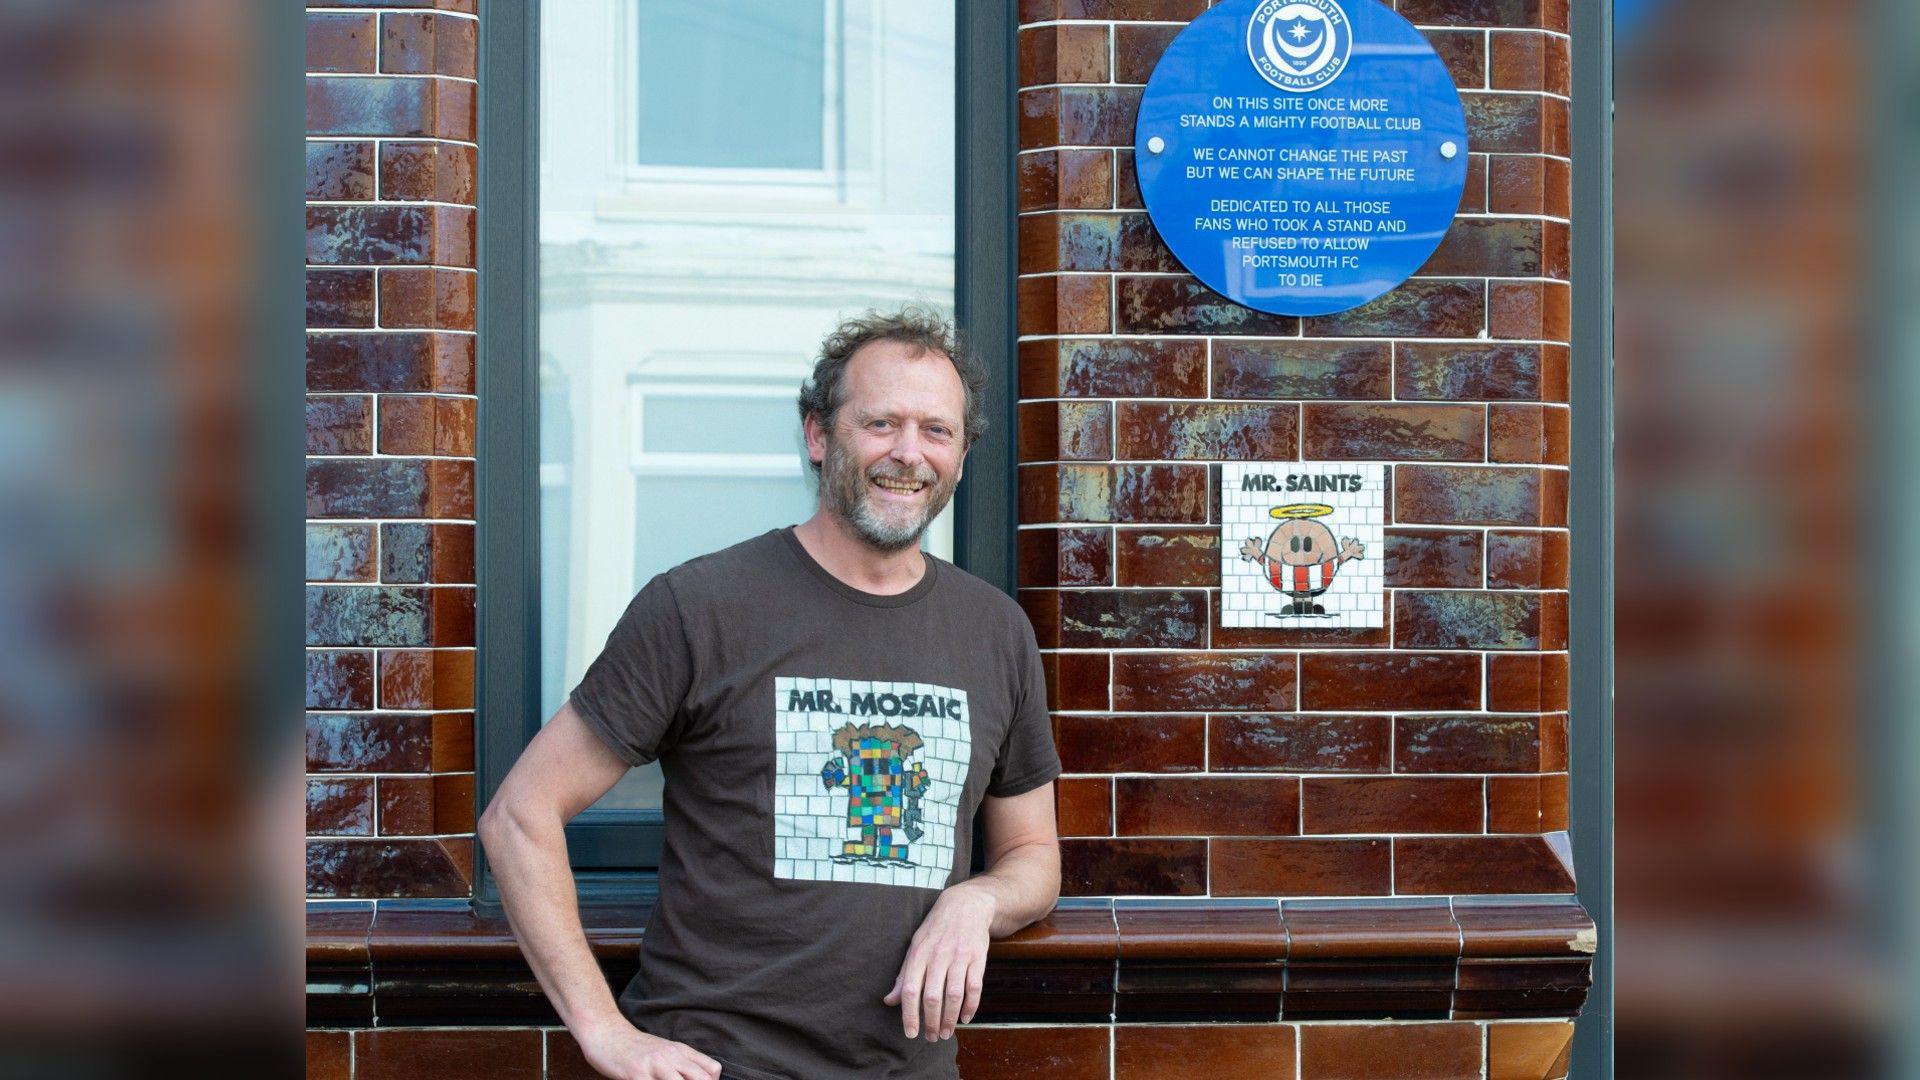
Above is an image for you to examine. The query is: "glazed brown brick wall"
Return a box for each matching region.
[305,0,479,899]
[1016,0,1576,901]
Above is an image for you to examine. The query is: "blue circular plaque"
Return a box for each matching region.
[1134,0,1469,316]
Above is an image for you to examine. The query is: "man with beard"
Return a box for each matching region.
[480,308,1062,1080]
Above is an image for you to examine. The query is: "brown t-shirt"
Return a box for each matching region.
[569,527,1061,1080]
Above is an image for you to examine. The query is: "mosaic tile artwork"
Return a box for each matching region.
[773,677,972,890]
[1221,461,1388,629]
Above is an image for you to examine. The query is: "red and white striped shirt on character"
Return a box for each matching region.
[1269,559,1340,594]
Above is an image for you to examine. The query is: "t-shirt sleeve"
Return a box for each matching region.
[987,617,1062,798]
[566,574,693,768]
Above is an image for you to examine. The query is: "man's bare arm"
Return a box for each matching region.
[477,703,721,1080]
[955,782,1062,937]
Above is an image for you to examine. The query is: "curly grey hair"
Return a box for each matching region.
[796,306,988,477]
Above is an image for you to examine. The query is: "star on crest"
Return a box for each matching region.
[1288,20,1311,41]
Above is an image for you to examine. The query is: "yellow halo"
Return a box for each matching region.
[1270,503,1335,520]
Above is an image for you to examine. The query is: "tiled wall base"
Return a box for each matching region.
[309,1020,1575,1080]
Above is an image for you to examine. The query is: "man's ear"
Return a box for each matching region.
[803,412,828,466]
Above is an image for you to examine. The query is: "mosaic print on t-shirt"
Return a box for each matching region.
[772,677,971,890]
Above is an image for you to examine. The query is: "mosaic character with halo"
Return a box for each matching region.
[1239,503,1365,617]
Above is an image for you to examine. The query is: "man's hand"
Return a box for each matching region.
[883,882,996,1042]
[577,1018,723,1080]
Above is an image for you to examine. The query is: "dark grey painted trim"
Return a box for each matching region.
[1568,0,1614,1074]
[952,0,1020,596]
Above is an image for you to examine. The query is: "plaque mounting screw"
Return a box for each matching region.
[1147,136,1166,154]
[1440,141,1458,159]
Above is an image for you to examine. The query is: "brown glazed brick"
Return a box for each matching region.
[307,651,376,710]
[1299,653,1480,711]
[356,1029,540,1080]
[1054,714,1205,773]
[306,396,372,454]
[1488,403,1569,464]
[1422,28,1486,89]
[378,648,474,710]
[307,778,374,836]
[1396,342,1553,401]
[1487,773,1569,832]
[1061,838,1207,896]
[306,141,374,199]
[1042,651,1110,711]
[1020,463,1209,524]
[1019,400,1112,462]
[1487,154,1566,217]
[308,332,474,393]
[1282,897,1461,959]
[307,75,474,140]
[380,521,476,584]
[1463,92,1545,153]
[376,776,435,835]
[308,1031,351,1080]
[1018,274,1111,335]
[307,204,474,266]
[1302,777,1484,835]
[1539,713,1568,771]
[1019,149,1115,212]
[307,269,374,327]
[1396,464,1557,526]
[307,458,428,517]
[1116,528,1217,587]
[1022,213,1179,274]
[431,713,476,772]
[378,267,476,330]
[956,1025,1110,1080]
[1119,276,1300,335]
[1117,402,1299,460]
[1303,279,1484,338]
[1022,338,1206,398]
[1395,715,1546,774]
[1020,86,1141,149]
[1298,1022,1481,1080]
[1113,23,1181,84]
[1487,1022,1574,1080]
[1486,529,1568,589]
[430,586,476,647]
[1460,153,1488,214]
[1113,651,1295,712]
[1117,777,1300,836]
[1056,589,1205,648]
[1489,281,1570,340]
[306,585,433,647]
[1384,528,1482,588]
[1056,776,1112,836]
[307,713,433,772]
[306,837,474,898]
[1116,149,1145,208]
[1211,838,1390,897]
[1398,0,1548,28]
[380,141,477,204]
[1210,714,1390,773]
[1021,23,1109,85]
[307,13,376,73]
[1115,1024,1297,1079]
[307,524,378,583]
[1395,590,1548,650]
[1489,31,1566,93]
[1019,527,1112,587]
[382,12,477,78]
[1212,340,1392,400]
[1421,218,1546,277]
[1395,834,1576,895]
[1304,403,1484,462]
[377,394,476,456]
[1487,652,1568,712]
[1024,0,1209,19]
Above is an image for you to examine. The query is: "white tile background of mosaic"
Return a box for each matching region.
[1220,462,1388,629]
[772,676,972,891]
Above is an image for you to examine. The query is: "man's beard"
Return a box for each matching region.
[818,432,959,553]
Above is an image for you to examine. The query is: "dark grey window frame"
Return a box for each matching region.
[473,0,1016,908]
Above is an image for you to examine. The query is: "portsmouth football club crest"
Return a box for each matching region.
[1246,0,1352,92]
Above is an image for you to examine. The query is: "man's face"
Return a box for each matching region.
[1267,519,1338,565]
[807,340,967,553]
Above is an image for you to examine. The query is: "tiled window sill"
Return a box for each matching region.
[307,896,1594,1027]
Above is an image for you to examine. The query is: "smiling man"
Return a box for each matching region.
[480,308,1062,1080]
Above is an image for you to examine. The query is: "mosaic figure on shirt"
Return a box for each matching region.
[818,722,931,867]
[1238,502,1365,618]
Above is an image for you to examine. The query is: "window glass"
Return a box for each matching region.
[540,0,957,812]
